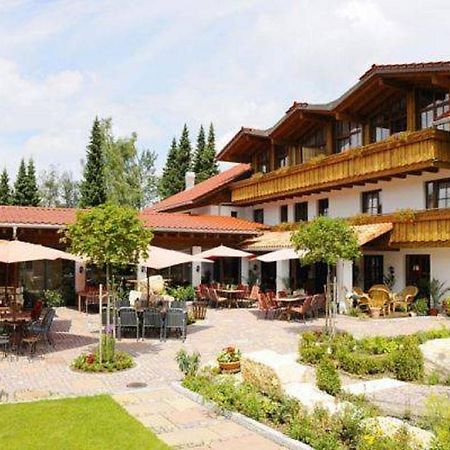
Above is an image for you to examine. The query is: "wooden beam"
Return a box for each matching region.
[406,89,417,131]
[431,74,450,89]
[378,78,410,91]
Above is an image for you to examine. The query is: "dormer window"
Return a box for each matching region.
[335,121,362,153]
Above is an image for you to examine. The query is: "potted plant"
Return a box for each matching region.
[429,278,449,316]
[217,346,241,374]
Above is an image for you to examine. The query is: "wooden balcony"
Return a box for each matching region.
[231,129,450,205]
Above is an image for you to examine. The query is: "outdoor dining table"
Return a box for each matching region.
[276,295,306,321]
[216,289,245,308]
[0,311,32,352]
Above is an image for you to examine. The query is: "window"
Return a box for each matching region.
[294,202,308,222]
[301,127,327,162]
[334,121,362,153]
[369,95,407,142]
[254,151,269,174]
[280,205,288,223]
[417,89,449,130]
[426,179,450,209]
[230,211,238,218]
[253,209,264,224]
[318,198,329,216]
[362,190,382,215]
[275,145,289,169]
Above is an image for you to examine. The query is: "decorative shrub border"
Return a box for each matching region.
[171,382,313,450]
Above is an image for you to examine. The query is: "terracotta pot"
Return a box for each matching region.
[428,308,438,316]
[219,360,241,374]
[370,307,381,319]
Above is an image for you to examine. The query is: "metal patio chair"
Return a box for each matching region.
[163,308,186,342]
[142,308,164,341]
[117,307,139,340]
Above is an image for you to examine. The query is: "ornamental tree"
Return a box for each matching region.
[0,169,11,205]
[291,216,360,331]
[63,203,153,289]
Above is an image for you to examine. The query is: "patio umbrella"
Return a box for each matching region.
[256,248,307,262]
[139,245,211,270]
[196,245,253,261]
[0,240,80,264]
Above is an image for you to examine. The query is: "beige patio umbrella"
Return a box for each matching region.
[0,240,80,305]
[196,245,253,260]
[139,245,211,270]
[256,248,308,262]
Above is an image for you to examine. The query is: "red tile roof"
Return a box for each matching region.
[0,205,262,234]
[150,164,252,212]
[360,61,450,80]
[141,211,264,233]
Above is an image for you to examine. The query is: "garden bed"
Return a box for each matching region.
[298,327,450,382]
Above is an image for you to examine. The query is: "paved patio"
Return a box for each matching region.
[0,307,448,448]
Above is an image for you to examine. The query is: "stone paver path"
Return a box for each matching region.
[0,307,448,447]
[114,386,284,449]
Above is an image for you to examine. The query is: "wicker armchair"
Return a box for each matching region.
[368,287,390,316]
[393,286,418,312]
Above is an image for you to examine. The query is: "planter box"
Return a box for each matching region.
[219,361,241,374]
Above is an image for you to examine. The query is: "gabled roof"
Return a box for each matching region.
[0,205,262,235]
[150,164,252,212]
[219,61,450,161]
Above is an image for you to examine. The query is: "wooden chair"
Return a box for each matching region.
[291,296,313,322]
[257,293,280,319]
[393,286,419,312]
[209,288,228,308]
[353,287,370,311]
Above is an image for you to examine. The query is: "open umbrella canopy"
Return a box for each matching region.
[0,240,80,264]
[257,248,307,262]
[140,245,211,270]
[196,245,253,260]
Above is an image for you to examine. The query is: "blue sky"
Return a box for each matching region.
[0,0,449,180]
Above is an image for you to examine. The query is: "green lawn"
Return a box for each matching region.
[0,395,170,450]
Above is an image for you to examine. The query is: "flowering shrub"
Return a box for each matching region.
[316,357,341,395]
[241,357,283,400]
[217,346,241,364]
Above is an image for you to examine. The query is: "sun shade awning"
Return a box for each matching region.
[241,223,393,252]
[256,248,308,262]
[196,245,253,260]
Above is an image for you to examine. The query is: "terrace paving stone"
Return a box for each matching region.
[0,307,448,449]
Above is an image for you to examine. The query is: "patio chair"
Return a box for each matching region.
[257,293,279,319]
[170,300,186,310]
[30,300,43,321]
[209,288,228,308]
[311,294,321,318]
[163,308,186,341]
[352,287,370,311]
[393,286,418,312]
[142,308,164,340]
[117,307,139,340]
[291,296,313,322]
[101,307,117,330]
[28,308,56,347]
[368,288,390,316]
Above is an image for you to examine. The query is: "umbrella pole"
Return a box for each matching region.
[5,263,8,306]
[146,268,149,304]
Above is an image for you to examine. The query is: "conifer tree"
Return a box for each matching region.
[176,124,192,189]
[79,117,107,207]
[0,168,11,205]
[25,159,40,206]
[197,122,219,183]
[158,137,179,199]
[192,124,206,179]
[13,159,29,206]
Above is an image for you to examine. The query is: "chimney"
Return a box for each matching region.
[185,171,195,190]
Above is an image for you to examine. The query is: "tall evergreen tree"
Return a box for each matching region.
[176,124,192,189]
[13,159,29,206]
[196,122,219,183]
[79,117,107,207]
[0,168,11,205]
[158,137,180,199]
[25,159,40,206]
[192,124,206,178]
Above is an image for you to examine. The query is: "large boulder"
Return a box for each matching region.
[419,338,450,379]
[362,416,434,449]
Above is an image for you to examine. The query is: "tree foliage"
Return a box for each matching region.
[13,158,40,206]
[60,171,79,207]
[26,159,40,206]
[192,123,219,184]
[63,203,152,270]
[79,117,107,208]
[159,137,181,199]
[291,216,361,268]
[0,169,12,205]
[39,167,79,207]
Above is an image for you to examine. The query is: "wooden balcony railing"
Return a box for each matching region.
[231,129,450,204]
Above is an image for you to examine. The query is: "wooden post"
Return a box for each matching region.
[406,89,417,131]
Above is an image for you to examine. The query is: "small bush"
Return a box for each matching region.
[72,350,133,372]
[411,298,429,316]
[392,336,424,381]
[176,349,201,377]
[316,357,341,395]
